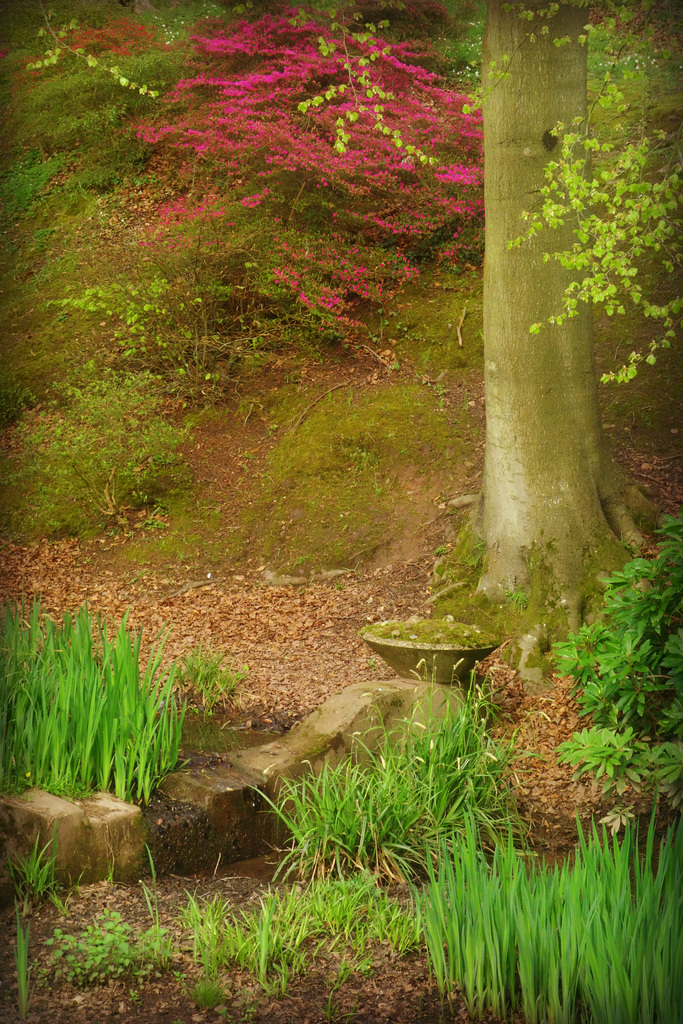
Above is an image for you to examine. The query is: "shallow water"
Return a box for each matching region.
[181,713,277,753]
[217,851,285,883]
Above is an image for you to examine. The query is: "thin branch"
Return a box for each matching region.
[359,344,393,367]
[289,380,355,433]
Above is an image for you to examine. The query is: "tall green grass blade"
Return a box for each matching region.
[0,599,184,804]
[14,903,31,1019]
[420,816,681,1024]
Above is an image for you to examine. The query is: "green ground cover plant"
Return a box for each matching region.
[10,369,186,536]
[45,848,171,988]
[181,873,419,998]
[0,599,185,803]
[556,510,683,824]
[46,907,172,988]
[0,151,65,222]
[272,687,523,882]
[420,816,683,1024]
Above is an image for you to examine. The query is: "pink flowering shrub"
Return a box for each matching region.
[135,6,483,362]
[141,10,482,249]
[68,16,157,57]
[13,4,483,390]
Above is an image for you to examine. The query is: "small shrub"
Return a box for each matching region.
[13,368,186,535]
[556,511,683,815]
[46,908,171,987]
[135,7,484,351]
[0,369,34,427]
[54,272,252,399]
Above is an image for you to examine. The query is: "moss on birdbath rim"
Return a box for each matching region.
[361,619,500,648]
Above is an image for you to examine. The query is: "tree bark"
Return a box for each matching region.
[476,0,648,626]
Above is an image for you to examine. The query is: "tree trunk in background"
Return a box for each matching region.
[477,0,648,627]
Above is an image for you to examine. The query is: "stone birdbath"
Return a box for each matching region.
[360,619,500,684]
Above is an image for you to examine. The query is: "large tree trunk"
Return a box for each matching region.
[476,0,648,627]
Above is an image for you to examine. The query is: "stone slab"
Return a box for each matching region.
[76,793,145,884]
[232,679,458,791]
[0,789,145,901]
[155,680,458,868]
[157,764,275,864]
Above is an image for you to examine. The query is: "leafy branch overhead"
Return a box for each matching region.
[511,106,681,382]
[27,9,160,96]
[294,7,437,164]
[500,7,682,385]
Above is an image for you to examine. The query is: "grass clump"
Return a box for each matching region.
[10,369,186,537]
[273,687,523,883]
[420,816,683,1024]
[0,600,185,804]
[8,833,61,913]
[189,976,225,1011]
[177,642,248,712]
[181,874,419,996]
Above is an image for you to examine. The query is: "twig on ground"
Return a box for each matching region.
[456,303,467,348]
[290,380,355,433]
[359,345,394,368]
[165,579,216,599]
[426,581,467,604]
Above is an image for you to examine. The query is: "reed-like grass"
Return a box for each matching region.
[273,688,524,882]
[0,600,184,804]
[8,831,60,912]
[420,816,683,1024]
[14,903,31,1020]
[177,641,248,711]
